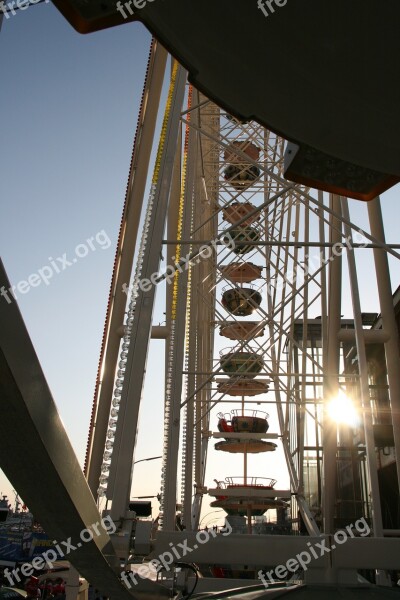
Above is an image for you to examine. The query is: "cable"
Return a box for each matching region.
[174,563,199,600]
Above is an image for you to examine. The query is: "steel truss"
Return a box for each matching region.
[87,50,400,584]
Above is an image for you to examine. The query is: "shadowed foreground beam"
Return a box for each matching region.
[0,259,167,600]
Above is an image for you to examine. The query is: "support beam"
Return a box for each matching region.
[341,199,385,541]
[0,260,167,600]
[368,197,400,499]
[322,195,341,554]
[161,117,193,531]
[86,41,168,496]
[337,329,390,343]
[151,326,169,339]
[151,531,400,571]
[106,64,187,522]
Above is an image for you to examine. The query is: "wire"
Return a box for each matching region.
[174,563,199,600]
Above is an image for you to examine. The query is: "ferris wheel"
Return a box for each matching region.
[2,29,400,597]
[79,38,400,587]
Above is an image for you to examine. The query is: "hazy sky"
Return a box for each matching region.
[0,3,166,502]
[1,1,400,526]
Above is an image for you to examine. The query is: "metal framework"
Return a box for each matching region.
[3,39,400,595]
[89,44,400,585]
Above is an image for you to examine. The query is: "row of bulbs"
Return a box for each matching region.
[158,321,177,526]
[97,185,157,498]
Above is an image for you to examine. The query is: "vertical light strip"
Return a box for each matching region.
[178,87,194,519]
[160,83,192,526]
[97,61,180,499]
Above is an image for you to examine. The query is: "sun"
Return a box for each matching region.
[327,391,359,427]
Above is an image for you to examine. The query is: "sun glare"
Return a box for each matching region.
[327,392,359,427]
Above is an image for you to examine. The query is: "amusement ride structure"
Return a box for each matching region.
[2,5,400,598]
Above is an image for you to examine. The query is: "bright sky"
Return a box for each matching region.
[1,2,400,527]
